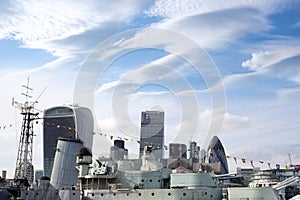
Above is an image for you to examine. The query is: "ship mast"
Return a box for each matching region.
[13,78,39,185]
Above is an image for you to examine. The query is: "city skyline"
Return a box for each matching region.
[0,1,300,177]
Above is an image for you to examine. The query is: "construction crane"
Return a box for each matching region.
[288,153,294,168]
[12,78,46,186]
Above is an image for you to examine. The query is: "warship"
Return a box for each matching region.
[1,136,299,200]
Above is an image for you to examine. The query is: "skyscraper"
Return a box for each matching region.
[43,105,93,177]
[189,141,200,161]
[169,143,187,159]
[139,110,164,159]
[205,136,229,174]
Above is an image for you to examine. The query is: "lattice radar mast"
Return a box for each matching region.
[12,78,45,185]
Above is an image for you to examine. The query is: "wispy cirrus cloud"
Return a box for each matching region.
[151,8,270,49]
[146,0,293,18]
[0,0,151,56]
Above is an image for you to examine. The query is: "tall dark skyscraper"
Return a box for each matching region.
[139,110,164,159]
[43,105,93,177]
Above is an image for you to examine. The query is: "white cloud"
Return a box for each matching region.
[241,39,300,84]
[292,21,300,28]
[146,0,292,18]
[149,8,270,50]
[223,112,250,133]
[0,0,150,56]
[242,39,300,70]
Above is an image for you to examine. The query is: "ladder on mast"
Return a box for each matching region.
[13,78,40,185]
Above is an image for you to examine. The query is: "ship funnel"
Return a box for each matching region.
[50,137,83,189]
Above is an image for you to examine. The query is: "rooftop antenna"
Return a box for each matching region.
[12,77,46,186]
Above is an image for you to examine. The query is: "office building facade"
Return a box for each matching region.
[139,111,164,159]
[169,143,187,159]
[43,105,93,177]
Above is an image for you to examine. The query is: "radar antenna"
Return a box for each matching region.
[12,78,45,186]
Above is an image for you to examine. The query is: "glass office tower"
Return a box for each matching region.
[43,105,93,177]
[206,136,229,174]
[139,111,164,159]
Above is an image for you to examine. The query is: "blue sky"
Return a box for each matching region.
[0,0,300,177]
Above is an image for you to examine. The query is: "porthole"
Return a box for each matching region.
[151,193,155,196]
[168,193,171,196]
[183,193,186,196]
[139,193,141,196]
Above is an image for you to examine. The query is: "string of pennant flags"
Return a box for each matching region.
[0,124,13,130]
[225,155,290,170]
[44,122,76,132]
[97,132,140,144]
[42,122,169,147]
[1,122,293,170]
[0,121,76,132]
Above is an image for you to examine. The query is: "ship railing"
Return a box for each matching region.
[77,183,105,190]
[77,182,123,191]
[272,176,300,190]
